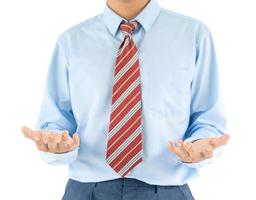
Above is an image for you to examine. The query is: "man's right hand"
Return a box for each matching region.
[21,126,80,154]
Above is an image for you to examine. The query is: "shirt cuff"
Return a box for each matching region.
[39,147,79,165]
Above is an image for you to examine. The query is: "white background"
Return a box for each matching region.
[0,0,255,199]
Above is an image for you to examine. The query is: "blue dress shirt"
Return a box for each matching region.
[35,0,227,185]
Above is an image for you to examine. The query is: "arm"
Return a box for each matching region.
[182,23,227,168]
[34,33,79,165]
[168,23,229,168]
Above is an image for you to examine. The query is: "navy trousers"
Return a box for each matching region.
[62,177,195,200]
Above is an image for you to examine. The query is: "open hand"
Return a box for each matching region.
[21,126,80,154]
[168,134,230,163]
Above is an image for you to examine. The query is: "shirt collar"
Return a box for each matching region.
[102,0,161,36]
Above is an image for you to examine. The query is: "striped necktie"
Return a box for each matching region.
[106,21,143,177]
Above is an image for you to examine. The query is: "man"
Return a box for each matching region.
[21,0,230,199]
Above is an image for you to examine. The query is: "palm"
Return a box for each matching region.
[168,134,230,163]
[21,126,80,153]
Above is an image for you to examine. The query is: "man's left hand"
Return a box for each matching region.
[168,134,230,163]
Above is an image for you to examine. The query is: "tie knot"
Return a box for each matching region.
[119,21,139,35]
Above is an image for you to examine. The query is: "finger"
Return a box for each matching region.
[172,140,193,162]
[65,143,71,151]
[34,134,41,144]
[46,130,62,143]
[34,134,48,151]
[200,145,213,159]
[209,134,230,149]
[178,141,194,162]
[168,140,187,159]
[168,140,178,153]
[71,133,80,150]
[58,131,71,152]
[59,142,73,153]
[62,130,70,141]
[40,133,51,152]
[176,139,183,148]
[21,126,36,140]
[47,132,58,152]
[169,139,184,155]
[183,142,194,157]
[41,133,49,144]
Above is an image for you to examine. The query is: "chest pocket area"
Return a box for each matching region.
[146,65,193,118]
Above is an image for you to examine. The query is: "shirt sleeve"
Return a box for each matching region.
[181,23,227,168]
[34,33,79,165]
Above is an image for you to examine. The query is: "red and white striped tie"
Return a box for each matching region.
[106,21,143,177]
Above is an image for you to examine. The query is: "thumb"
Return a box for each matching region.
[168,140,177,153]
[72,132,80,146]
[21,126,35,140]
